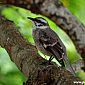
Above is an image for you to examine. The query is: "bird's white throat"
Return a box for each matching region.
[37,26,49,29]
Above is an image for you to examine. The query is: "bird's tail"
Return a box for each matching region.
[63,55,76,76]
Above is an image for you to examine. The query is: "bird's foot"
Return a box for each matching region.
[49,56,54,63]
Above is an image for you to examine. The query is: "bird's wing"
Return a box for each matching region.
[38,28,65,66]
[33,28,52,55]
[44,28,75,75]
[48,46,65,66]
[44,27,66,52]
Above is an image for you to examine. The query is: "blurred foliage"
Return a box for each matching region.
[0,47,26,85]
[61,0,85,25]
[0,0,85,84]
[61,0,85,82]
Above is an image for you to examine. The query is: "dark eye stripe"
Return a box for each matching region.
[38,20,46,25]
[35,19,47,25]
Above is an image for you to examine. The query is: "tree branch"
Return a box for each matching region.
[0,15,83,85]
[0,0,85,70]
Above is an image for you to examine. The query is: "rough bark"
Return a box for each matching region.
[0,15,83,85]
[0,0,85,70]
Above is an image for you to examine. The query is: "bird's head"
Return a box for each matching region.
[28,17,49,29]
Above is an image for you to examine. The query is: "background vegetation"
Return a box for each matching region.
[0,0,85,85]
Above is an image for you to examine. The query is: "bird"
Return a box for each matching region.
[28,17,75,75]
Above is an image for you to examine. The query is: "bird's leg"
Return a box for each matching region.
[49,55,54,63]
[39,55,53,65]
